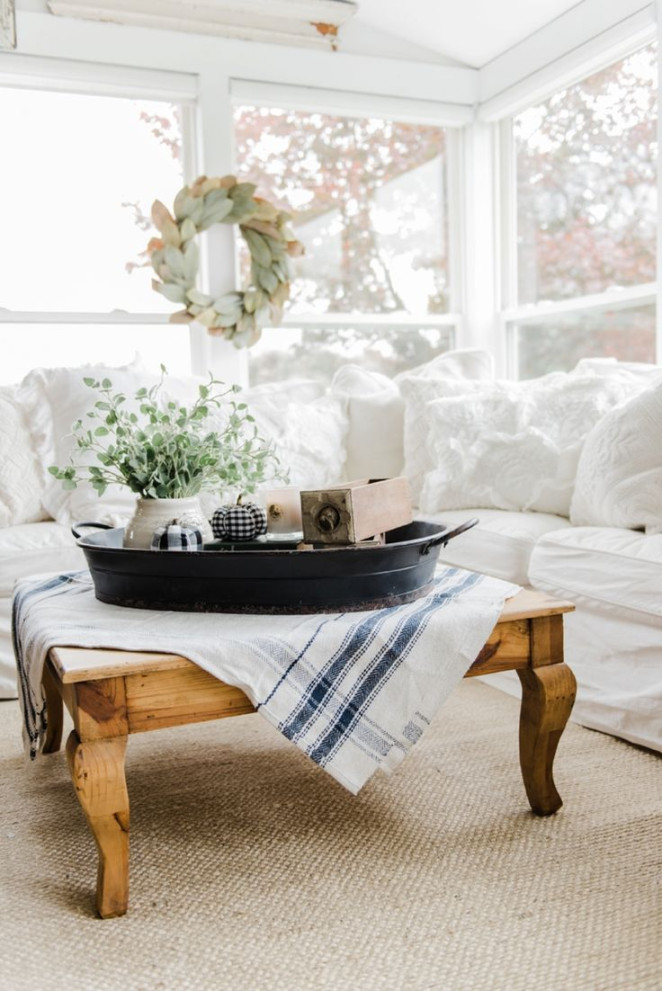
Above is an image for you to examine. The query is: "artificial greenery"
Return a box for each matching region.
[49,367,285,500]
[148,174,304,348]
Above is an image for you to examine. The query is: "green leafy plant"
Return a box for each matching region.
[49,367,286,499]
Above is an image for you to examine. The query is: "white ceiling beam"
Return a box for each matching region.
[47,0,358,51]
[478,0,655,119]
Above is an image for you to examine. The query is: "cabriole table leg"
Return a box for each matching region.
[517,662,577,816]
[65,730,130,918]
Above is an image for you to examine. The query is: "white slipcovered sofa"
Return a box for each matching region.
[1,351,660,757]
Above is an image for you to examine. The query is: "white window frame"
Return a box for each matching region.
[495,29,659,376]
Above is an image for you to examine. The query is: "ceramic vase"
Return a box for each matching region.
[123,496,212,549]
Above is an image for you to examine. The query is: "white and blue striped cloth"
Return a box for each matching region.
[13,568,519,793]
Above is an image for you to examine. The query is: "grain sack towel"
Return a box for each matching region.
[13,568,519,793]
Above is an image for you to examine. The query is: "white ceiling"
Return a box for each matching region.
[354,0,582,67]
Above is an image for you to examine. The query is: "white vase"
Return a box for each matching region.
[123,497,213,550]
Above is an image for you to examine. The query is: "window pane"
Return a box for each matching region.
[515,44,657,304]
[514,305,656,379]
[0,88,185,312]
[0,324,192,385]
[248,326,455,386]
[234,106,449,317]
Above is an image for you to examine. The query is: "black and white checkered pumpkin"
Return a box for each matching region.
[211,502,267,541]
[150,522,203,552]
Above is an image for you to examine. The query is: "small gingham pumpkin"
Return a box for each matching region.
[150,521,203,552]
[211,501,267,542]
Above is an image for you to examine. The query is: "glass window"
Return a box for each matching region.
[233,104,453,382]
[0,88,185,313]
[0,324,191,385]
[248,325,454,386]
[234,106,449,317]
[514,43,657,305]
[513,304,656,380]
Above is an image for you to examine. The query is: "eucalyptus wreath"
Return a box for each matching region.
[147,175,304,347]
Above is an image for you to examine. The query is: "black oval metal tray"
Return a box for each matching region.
[73,518,478,614]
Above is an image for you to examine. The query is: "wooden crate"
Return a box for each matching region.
[300,477,413,545]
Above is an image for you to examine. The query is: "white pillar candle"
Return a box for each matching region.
[264,487,303,535]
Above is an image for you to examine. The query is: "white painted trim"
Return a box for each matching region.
[502,284,657,325]
[498,117,517,311]
[280,313,461,327]
[12,10,478,105]
[479,1,655,121]
[230,79,473,125]
[0,51,197,99]
[454,120,501,357]
[657,0,662,364]
[0,310,172,323]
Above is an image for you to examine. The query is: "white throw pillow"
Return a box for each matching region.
[573,356,662,382]
[0,385,48,527]
[418,370,647,517]
[330,365,404,480]
[396,349,495,500]
[570,381,662,533]
[249,392,348,490]
[19,361,205,527]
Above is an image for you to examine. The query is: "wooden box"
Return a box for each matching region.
[300,477,413,545]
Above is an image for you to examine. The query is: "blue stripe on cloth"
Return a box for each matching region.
[277,569,475,748]
[307,571,481,767]
[255,614,340,710]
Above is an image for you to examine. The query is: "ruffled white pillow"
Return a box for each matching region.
[396,349,495,499]
[570,382,662,534]
[418,370,647,517]
[249,392,348,490]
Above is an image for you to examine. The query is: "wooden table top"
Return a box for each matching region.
[49,587,574,685]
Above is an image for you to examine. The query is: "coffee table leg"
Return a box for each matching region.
[66,730,130,918]
[41,660,63,754]
[517,663,576,816]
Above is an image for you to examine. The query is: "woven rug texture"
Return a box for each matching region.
[0,679,659,991]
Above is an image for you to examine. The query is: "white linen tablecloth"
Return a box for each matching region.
[13,567,519,793]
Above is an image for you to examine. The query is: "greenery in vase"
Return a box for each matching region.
[49,367,285,499]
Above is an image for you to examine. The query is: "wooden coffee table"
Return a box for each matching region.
[40,588,575,918]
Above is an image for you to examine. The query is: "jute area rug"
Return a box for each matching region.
[0,680,659,991]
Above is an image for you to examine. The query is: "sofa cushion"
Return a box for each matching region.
[330,365,404,480]
[417,369,648,518]
[0,384,48,527]
[570,381,662,534]
[0,521,85,596]
[19,360,158,527]
[246,390,348,491]
[396,349,494,500]
[529,526,662,621]
[422,508,571,585]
